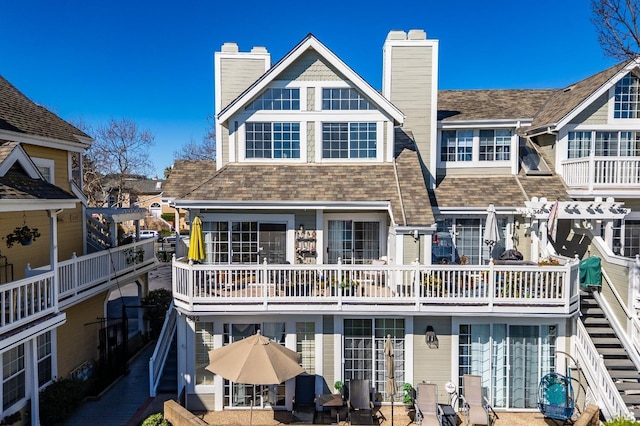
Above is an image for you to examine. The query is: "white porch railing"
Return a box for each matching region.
[0,271,56,335]
[172,258,580,314]
[562,157,640,190]
[26,239,157,308]
[149,301,176,397]
[575,320,633,420]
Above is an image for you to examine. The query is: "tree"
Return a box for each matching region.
[85,118,154,207]
[173,115,216,161]
[592,0,640,60]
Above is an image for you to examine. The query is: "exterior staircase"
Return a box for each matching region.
[581,290,640,419]
[156,333,178,394]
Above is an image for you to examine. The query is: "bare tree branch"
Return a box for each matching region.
[173,115,216,161]
[592,0,640,59]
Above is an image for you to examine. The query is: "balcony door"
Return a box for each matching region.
[327,220,380,264]
[203,220,288,264]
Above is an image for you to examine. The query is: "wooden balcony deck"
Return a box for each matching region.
[172,258,581,316]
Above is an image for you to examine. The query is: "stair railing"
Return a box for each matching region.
[575,320,632,420]
[149,301,177,397]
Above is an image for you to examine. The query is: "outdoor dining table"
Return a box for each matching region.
[318,393,344,424]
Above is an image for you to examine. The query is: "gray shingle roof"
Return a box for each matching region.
[432,173,570,208]
[529,60,630,132]
[163,160,218,199]
[0,164,76,200]
[0,75,91,143]
[166,132,434,227]
[438,89,556,122]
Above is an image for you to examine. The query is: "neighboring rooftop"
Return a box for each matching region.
[0,75,91,144]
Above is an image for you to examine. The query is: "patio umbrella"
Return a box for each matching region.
[206,331,305,424]
[384,335,398,426]
[188,216,205,262]
[483,204,500,259]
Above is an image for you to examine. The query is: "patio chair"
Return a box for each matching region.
[460,375,497,426]
[291,374,316,424]
[415,382,444,426]
[347,379,376,425]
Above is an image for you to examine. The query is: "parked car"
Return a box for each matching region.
[139,230,159,240]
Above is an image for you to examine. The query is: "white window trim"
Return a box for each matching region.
[201,213,296,263]
[608,76,640,124]
[437,129,515,169]
[32,157,55,184]
[323,212,388,262]
[237,121,307,163]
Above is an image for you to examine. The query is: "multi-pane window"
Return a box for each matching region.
[441,130,473,162]
[246,88,300,111]
[343,318,405,401]
[568,131,640,158]
[567,131,592,158]
[322,122,376,159]
[195,322,215,385]
[614,73,640,118]
[296,322,315,374]
[37,332,52,387]
[246,122,300,159]
[327,220,380,264]
[479,130,511,161]
[3,345,25,410]
[322,88,374,110]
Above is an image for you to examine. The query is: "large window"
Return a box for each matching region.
[327,220,380,264]
[343,318,404,401]
[441,130,473,162]
[569,130,640,158]
[203,221,287,264]
[322,122,377,159]
[459,323,556,409]
[3,345,25,410]
[322,88,373,110]
[246,88,300,111]
[246,122,300,159]
[479,130,511,161]
[614,73,640,119]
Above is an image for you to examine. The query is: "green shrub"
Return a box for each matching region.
[402,383,414,405]
[603,417,640,426]
[39,378,87,425]
[143,288,173,338]
[140,412,171,426]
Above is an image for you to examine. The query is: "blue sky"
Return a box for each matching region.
[2,0,615,178]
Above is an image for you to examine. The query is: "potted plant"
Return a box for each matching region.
[402,383,415,410]
[334,380,344,395]
[5,225,41,248]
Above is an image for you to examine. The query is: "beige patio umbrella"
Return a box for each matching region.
[483,204,500,260]
[188,216,205,262]
[206,331,305,424]
[385,335,398,426]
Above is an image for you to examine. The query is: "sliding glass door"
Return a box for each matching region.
[327,220,380,264]
[459,323,557,409]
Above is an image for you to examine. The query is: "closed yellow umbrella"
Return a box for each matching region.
[188,216,205,262]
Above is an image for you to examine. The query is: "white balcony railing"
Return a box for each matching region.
[562,157,640,190]
[0,271,56,335]
[172,258,580,314]
[25,239,157,309]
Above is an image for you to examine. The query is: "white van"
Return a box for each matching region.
[139,230,159,240]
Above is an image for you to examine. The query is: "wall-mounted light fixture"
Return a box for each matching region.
[412,229,419,240]
[425,326,438,348]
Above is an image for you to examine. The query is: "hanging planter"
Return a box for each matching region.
[5,225,41,248]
